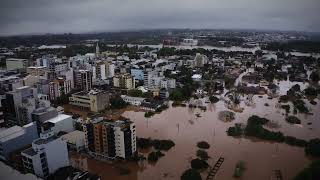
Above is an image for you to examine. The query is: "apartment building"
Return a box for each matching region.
[93,61,115,80]
[27,66,48,76]
[2,86,38,127]
[160,78,176,89]
[74,69,92,91]
[83,118,136,159]
[49,74,73,101]
[21,131,69,178]
[69,89,109,112]
[113,73,135,90]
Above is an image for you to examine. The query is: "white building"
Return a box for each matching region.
[181,39,198,46]
[93,61,115,80]
[21,131,69,178]
[113,121,136,159]
[43,114,74,134]
[121,95,145,106]
[160,78,176,89]
[194,53,208,67]
[192,74,202,81]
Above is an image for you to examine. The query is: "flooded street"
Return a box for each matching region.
[71,92,319,180]
[70,67,320,180]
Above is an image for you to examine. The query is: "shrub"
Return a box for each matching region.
[181,169,202,180]
[137,138,153,149]
[284,136,307,147]
[152,140,175,151]
[172,101,187,107]
[305,139,320,157]
[196,150,210,160]
[110,96,128,109]
[118,167,131,175]
[209,96,219,103]
[281,105,290,114]
[144,111,155,118]
[279,95,289,103]
[197,141,210,149]
[233,161,246,178]
[293,99,309,113]
[227,123,243,136]
[191,158,209,170]
[137,138,175,151]
[286,116,301,124]
[304,87,318,97]
[148,151,165,162]
[294,160,320,180]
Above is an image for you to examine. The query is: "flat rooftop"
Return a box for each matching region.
[61,130,85,143]
[22,147,37,156]
[46,114,72,124]
[0,126,25,142]
[34,135,58,145]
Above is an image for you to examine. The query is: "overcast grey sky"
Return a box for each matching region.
[0,0,320,36]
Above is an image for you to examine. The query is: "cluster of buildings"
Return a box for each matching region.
[0,44,143,178]
[0,42,216,178]
[83,117,136,160]
[2,36,317,180]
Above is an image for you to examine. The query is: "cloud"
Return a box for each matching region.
[0,0,320,36]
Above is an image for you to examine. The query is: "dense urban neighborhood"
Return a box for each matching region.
[0,29,320,180]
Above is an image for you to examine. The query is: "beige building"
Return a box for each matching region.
[27,66,48,76]
[113,73,135,90]
[69,89,109,112]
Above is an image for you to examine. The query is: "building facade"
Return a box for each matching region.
[74,70,92,91]
[83,118,136,159]
[69,90,109,112]
[2,86,38,127]
[21,131,69,178]
[113,73,135,90]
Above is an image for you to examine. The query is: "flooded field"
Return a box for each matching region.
[71,92,319,180]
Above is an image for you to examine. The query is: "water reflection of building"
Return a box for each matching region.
[83,117,136,160]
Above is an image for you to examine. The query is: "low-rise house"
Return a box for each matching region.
[141,100,166,111]
[120,95,145,106]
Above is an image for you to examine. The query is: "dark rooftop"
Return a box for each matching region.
[22,147,37,156]
[34,135,58,145]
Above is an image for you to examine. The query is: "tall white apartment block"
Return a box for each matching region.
[21,131,69,178]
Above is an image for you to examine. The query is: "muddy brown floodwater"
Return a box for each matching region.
[70,80,320,180]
